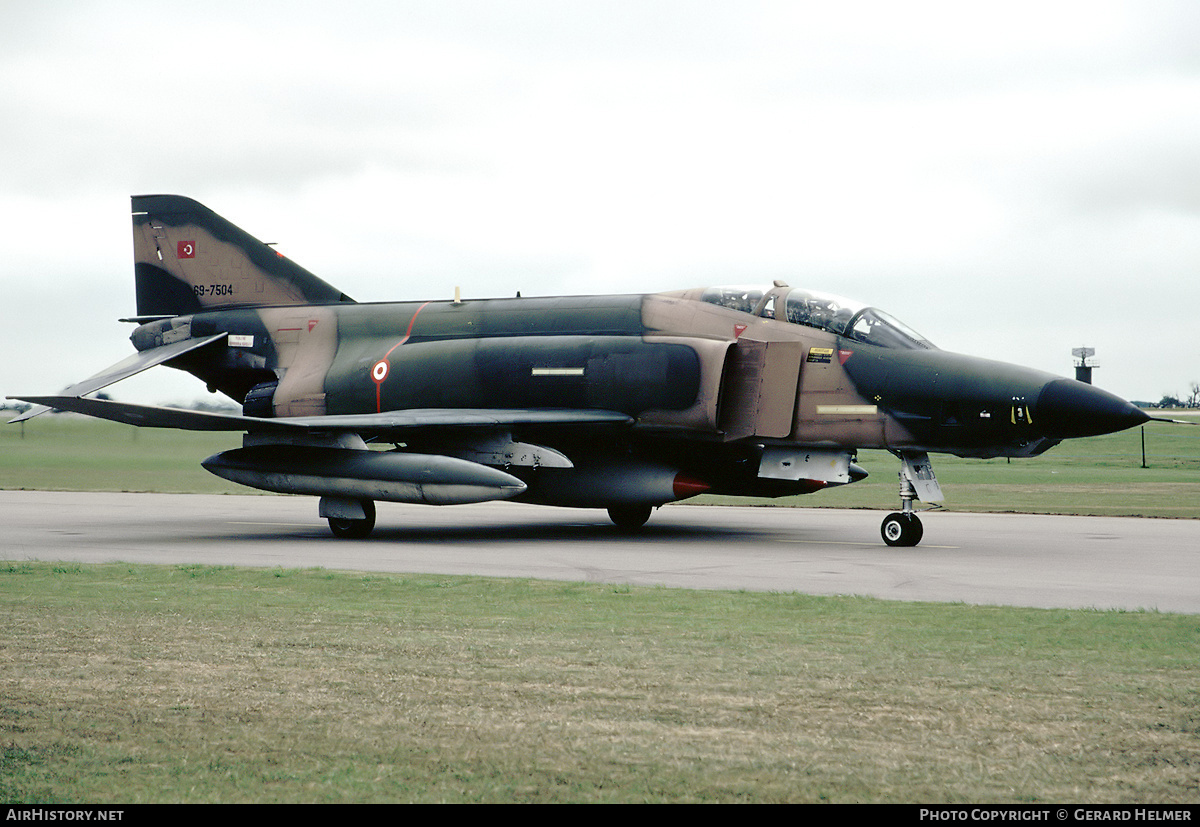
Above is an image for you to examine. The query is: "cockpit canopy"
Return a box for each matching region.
[699,284,935,350]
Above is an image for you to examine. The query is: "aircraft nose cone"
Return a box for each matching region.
[1035,379,1149,439]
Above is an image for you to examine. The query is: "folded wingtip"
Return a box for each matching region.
[6,400,49,424]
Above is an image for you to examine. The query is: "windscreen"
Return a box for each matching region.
[784,289,934,349]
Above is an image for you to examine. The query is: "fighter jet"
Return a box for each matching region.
[9,195,1152,545]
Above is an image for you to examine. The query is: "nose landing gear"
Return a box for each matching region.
[881,451,942,547]
[881,471,924,546]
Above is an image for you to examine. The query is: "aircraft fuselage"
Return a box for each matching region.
[128,285,1145,483]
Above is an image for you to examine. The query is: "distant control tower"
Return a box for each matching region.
[1072,347,1097,385]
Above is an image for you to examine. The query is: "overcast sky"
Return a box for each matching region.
[3,0,1198,408]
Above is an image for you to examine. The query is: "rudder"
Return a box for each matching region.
[131,194,354,318]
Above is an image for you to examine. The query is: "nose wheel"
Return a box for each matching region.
[881,511,923,547]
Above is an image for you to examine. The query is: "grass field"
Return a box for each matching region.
[2,563,1198,804]
[1,412,250,495]
[3,409,1199,803]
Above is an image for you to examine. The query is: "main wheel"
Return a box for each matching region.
[608,504,652,533]
[328,500,376,539]
[881,512,923,547]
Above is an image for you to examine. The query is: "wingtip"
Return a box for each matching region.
[5,398,47,424]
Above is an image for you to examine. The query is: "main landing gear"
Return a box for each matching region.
[322,497,376,539]
[320,499,654,538]
[608,504,653,533]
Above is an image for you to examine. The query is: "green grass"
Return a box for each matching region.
[2,563,1197,803]
[1,413,251,495]
[5,410,1199,516]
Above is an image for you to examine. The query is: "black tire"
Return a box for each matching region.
[328,500,376,539]
[881,512,923,547]
[608,505,652,533]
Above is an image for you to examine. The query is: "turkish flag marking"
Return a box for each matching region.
[177,241,196,259]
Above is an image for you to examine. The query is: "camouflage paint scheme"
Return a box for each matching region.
[10,196,1150,544]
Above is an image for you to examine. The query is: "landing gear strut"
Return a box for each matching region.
[881,470,923,547]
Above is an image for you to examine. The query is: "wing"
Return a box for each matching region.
[7,394,634,438]
[8,334,228,424]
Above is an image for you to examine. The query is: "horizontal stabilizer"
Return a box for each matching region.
[7,394,633,437]
[7,334,228,424]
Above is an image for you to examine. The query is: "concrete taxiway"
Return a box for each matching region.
[2,490,1198,613]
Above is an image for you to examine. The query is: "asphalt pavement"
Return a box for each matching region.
[3,490,1198,613]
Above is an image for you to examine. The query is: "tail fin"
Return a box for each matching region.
[131,194,354,318]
